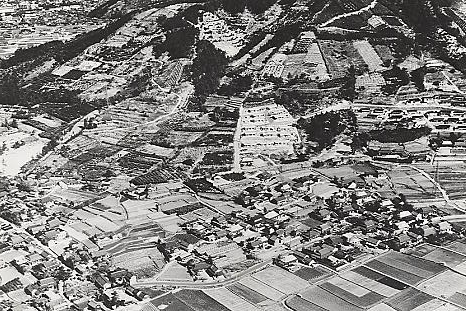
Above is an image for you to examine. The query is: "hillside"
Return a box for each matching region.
[1,0,466,121]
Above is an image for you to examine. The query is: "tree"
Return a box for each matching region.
[191,40,228,95]
[0,73,20,106]
[222,0,247,14]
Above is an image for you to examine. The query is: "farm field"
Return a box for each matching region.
[203,288,260,311]
[414,163,466,200]
[352,266,408,291]
[293,266,332,283]
[387,166,437,201]
[286,296,327,311]
[386,288,434,311]
[299,286,363,311]
[422,248,466,268]
[444,240,466,255]
[251,266,309,295]
[319,277,385,308]
[226,283,269,305]
[238,276,286,301]
[173,290,230,311]
[419,270,466,300]
[149,293,194,311]
[364,252,446,286]
[340,271,400,297]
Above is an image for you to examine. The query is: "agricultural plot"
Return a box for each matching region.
[226,283,269,305]
[353,40,384,72]
[387,167,437,201]
[367,303,397,311]
[410,299,452,311]
[409,244,438,257]
[319,277,385,308]
[414,163,466,200]
[376,252,445,278]
[386,288,434,311]
[422,248,466,268]
[173,290,230,311]
[419,270,466,301]
[238,276,286,301]
[445,240,466,255]
[252,266,309,295]
[364,252,446,286]
[340,271,400,297]
[150,293,194,311]
[286,296,327,311]
[352,266,408,291]
[299,286,363,311]
[203,288,260,311]
[294,266,331,283]
[365,260,424,286]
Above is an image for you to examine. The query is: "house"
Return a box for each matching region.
[39,277,57,290]
[108,269,128,285]
[207,264,223,277]
[293,251,313,265]
[437,221,453,234]
[192,262,211,274]
[94,274,111,289]
[311,245,334,260]
[276,254,298,269]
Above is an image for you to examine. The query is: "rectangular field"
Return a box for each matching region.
[294,266,331,283]
[386,288,434,311]
[420,270,466,298]
[286,296,327,311]
[444,240,466,255]
[252,267,309,295]
[340,271,400,297]
[376,254,440,279]
[227,283,269,304]
[352,266,408,290]
[299,286,363,311]
[422,248,466,268]
[364,260,424,286]
[174,290,230,311]
[150,293,194,311]
[203,288,260,311]
[239,277,286,301]
[319,280,385,308]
